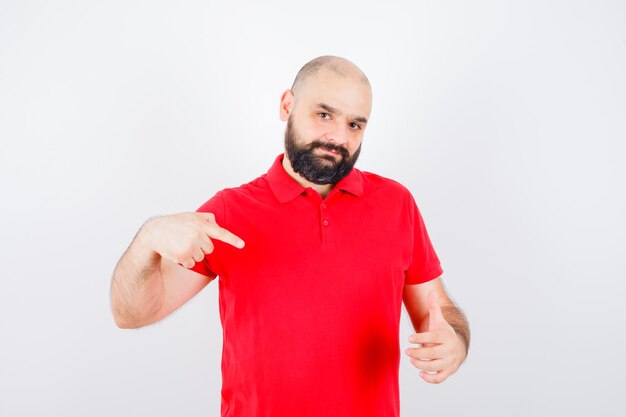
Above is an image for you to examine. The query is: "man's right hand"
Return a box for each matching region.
[140,212,245,268]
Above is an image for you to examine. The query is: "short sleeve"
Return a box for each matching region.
[184,190,226,279]
[404,193,443,285]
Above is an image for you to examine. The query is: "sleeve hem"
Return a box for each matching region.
[404,263,443,285]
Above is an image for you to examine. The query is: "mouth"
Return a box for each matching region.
[317,146,341,157]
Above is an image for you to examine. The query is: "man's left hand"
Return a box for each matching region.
[405,291,467,384]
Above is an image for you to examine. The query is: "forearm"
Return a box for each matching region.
[440,304,470,357]
[110,221,165,328]
[418,303,471,357]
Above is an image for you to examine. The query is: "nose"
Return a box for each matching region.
[324,123,350,148]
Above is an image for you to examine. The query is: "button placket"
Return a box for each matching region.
[320,201,329,226]
[319,197,335,248]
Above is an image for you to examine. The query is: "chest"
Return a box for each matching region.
[219,194,412,308]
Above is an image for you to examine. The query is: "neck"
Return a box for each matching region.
[282,153,334,198]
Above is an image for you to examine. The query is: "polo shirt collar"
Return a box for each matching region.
[266,153,363,203]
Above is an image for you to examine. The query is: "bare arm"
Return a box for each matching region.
[110,219,175,329]
[403,276,470,383]
[403,276,470,355]
[110,213,244,329]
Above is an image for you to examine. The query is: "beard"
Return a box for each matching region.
[284,116,362,185]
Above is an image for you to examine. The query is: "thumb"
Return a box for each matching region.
[427,290,446,330]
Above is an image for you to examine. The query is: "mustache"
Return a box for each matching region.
[309,141,349,158]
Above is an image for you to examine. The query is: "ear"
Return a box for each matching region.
[279,89,295,121]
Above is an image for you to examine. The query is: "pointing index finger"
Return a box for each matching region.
[207,223,245,249]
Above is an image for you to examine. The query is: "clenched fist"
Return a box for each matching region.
[141,212,245,268]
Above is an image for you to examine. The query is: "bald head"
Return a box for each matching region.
[290,55,371,99]
[279,54,372,142]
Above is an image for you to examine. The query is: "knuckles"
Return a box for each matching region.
[181,259,195,268]
[157,213,219,266]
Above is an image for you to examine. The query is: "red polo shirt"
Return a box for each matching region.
[189,153,443,417]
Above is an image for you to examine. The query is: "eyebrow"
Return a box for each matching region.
[316,102,368,124]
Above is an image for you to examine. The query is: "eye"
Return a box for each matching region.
[350,122,361,130]
[318,112,331,120]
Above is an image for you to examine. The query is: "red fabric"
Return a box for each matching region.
[188,153,443,417]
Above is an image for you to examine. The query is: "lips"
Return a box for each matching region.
[320,148,338,155]
[312,141,347,158]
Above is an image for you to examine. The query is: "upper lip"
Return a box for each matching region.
[320,147,339,154]
[316,143,347,157]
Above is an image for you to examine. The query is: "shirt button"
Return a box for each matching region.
[321,203,327,209]
[323,220,329,226]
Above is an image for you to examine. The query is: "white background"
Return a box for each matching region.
[1,1,625,416]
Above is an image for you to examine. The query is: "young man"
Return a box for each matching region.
[111,55,470,417]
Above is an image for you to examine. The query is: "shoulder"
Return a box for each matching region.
[227,173,267,192]
[358,168,413,199]
[211,173,272,205]
[195,174,270,224]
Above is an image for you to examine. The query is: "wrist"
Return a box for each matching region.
[134,217,161,259]
[454,330,469,359]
